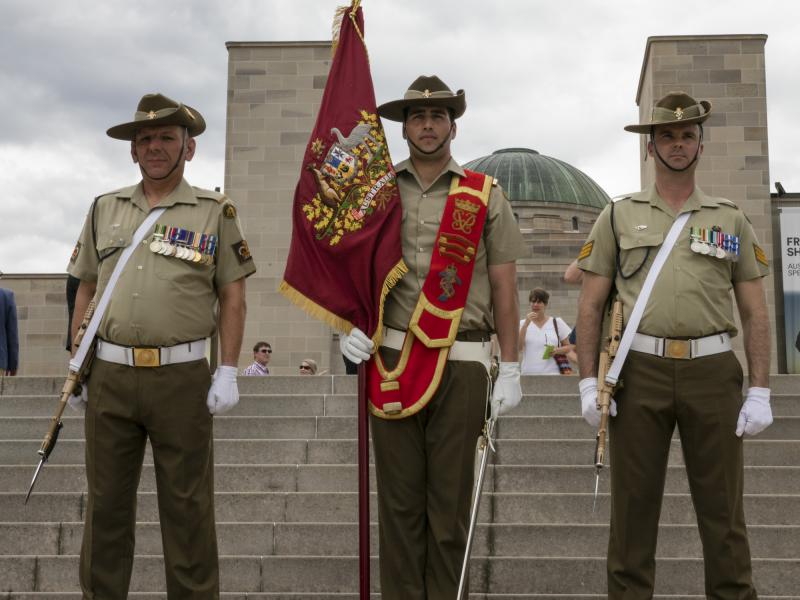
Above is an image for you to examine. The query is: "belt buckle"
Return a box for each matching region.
[664,339,691,360]
[133,347,161,367]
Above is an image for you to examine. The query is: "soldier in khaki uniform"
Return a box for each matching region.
[67,93,256,599]
[576,92,772,598]
[340,76,527,599]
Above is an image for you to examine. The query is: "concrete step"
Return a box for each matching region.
[5,415,800,441]
[3,521,798,559]
[3,595,797,600]
[5,437,799,467]
[7,464,800,495]
[5,375,800,397]
[5,393,799,418]
[2,555,796,595]
[8,491,798,527]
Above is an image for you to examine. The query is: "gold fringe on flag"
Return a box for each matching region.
[278,257,407,346]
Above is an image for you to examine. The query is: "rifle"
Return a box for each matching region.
[24,300,97,504]
[592,299,623,512]
[456,416,496,600]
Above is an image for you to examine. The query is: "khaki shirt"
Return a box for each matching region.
[578,184,769,338]
[68,179,256,346]
[383,158,527,333]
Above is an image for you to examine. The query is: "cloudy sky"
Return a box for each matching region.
[2,0,797,274]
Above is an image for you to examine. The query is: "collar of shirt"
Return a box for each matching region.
[115,178,199,213]
[631,183,723,216]
[395,157,465,192]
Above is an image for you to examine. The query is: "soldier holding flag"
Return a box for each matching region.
[340,75,527,599]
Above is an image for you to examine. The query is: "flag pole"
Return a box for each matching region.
[357,360,370,597]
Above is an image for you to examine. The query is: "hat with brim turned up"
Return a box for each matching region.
[377,75,466,122]
[624,91,712,134]
[106,93,206,140]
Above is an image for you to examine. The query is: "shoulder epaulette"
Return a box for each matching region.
[611,193,634,203]
[193,187,228,204]
[717,198,739,208]
[95,186,132,201]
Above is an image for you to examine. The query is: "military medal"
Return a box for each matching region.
[150,224,166,253]
[689,227,703,253]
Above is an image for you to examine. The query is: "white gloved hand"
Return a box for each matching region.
[579,377,617,428]
[67,384,88,413]
[735,387,772,437]
[491,362,522,418]
[339,327,375,364]
[207,366,239,415]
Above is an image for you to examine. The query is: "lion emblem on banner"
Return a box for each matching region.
[304,110,397,245]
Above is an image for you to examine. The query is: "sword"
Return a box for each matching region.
[456,416,496,600]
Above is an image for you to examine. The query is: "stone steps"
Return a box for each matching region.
[1,556,798,595]
[4,414,799,441]
[5,437,800,465]
[3,393,799,417]
[2,521,799,558]
[8,464,800,494]
[2,375,798,597]
[4,492,799,526]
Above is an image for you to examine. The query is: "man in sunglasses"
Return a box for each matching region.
[243,341,272,375]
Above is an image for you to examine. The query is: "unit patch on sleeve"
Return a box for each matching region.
[753,243,768,267]
[223,204,237,219]
[70,241,82,263]
[232,240,253,264]
[578,240,594,261]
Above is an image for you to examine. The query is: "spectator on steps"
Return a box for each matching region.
[243,341,272,376]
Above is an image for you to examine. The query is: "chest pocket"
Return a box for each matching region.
[618,231,663,277]
[96,226,134,261]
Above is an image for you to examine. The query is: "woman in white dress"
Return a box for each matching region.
[519,288,574,375]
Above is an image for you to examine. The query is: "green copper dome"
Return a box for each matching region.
[464,148,609,209]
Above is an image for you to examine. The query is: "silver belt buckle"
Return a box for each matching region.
[663,339,691,360]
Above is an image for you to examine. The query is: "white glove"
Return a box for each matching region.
[339,327,375,364]
[207,366,239,415]
[67,384,88,413]
[735,387,772,437]
[491,362,522,418]
[579,377,617,428]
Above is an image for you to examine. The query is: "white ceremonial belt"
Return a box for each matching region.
[96,339,207,368]
[631,332,731,360]
[381,327,493,372]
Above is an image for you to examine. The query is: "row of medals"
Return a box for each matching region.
[149,224,217,265]
[689,226,739,261]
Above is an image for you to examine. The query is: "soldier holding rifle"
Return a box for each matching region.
[339,75,526,599]
[65,93,255,599]
[576,91,772,598]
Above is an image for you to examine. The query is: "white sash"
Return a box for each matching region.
[605,211,691,386]
[69,207,166,372]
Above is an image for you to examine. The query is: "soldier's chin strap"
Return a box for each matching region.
[405,124,454,156]
[649,125,703,172]
[139,128,188,181]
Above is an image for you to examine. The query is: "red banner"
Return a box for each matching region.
[280,2,405,341]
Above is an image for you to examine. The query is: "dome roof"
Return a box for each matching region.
[464,148,609,209]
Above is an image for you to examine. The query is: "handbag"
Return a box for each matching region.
[552,318,573,375]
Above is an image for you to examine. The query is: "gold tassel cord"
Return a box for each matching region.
[372,259,408,347]
[331,0,368,61]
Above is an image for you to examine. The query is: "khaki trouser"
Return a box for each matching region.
[80,358,218,599]
[608,350,757,599]
[370,348,489,600]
